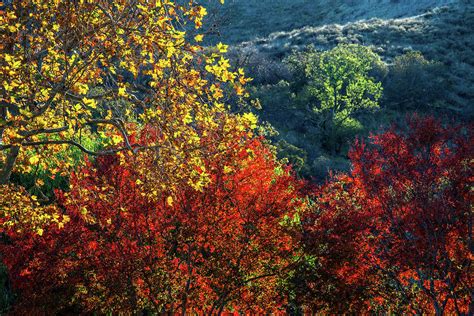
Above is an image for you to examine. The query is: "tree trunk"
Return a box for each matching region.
[0,146,20,184]
[181,277,191,316]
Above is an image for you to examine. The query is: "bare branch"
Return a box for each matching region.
[86,118,134,152]
[0,140,159,156]
[18,126,69,137]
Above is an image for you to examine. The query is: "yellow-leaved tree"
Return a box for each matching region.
[0,0,255,233]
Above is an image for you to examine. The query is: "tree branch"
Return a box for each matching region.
[0,140,157,156]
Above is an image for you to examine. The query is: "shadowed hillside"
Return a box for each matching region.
[204,0,457,44]
[232,2,473,113]
[203,0,473,179]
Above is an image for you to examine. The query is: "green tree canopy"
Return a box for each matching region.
[286,44,385,153]
[305,44,383,126]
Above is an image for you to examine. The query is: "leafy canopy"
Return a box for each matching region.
[1,135,304,314]
[304,44,383,125]
[0,0,258,233]
[298,116,473,314]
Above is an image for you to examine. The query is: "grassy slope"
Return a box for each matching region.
[229,1,473,115]
[203,0,456,44]
[203,0,472,112]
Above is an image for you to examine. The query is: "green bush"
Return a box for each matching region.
[384,51,446,111]
[276,140,309,176]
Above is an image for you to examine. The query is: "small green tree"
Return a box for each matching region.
[301,44,384,153]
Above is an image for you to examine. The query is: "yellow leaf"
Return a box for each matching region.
[37,228,44,236]
[111,134,122,145]
[235,84,244,96]
[242,112,258,129]
[83,98,97,109]
[80,207,88,216]
[167,196,173,206]
[216,42,228,53]
[29,156,40,165]
[77,83,89,95]
[118,87,127,97]
[194,34,204,42]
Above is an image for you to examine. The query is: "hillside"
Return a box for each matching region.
[204,0,473,178]
[203,0,473,112]
[204,0,458,44]
[231,1,473,113]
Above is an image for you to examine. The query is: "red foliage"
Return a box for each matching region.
[295,174,377,313]
[1,138,303,314]
[300,116,473,314]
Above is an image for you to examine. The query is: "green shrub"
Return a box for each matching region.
[384,51,446,110]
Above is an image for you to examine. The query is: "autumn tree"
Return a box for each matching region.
[1,128,304,314]
[298,116,473,314]
[349,116,473,315]
[0,0,252,229]
[288,174,376,313]
[0,1,262,311]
